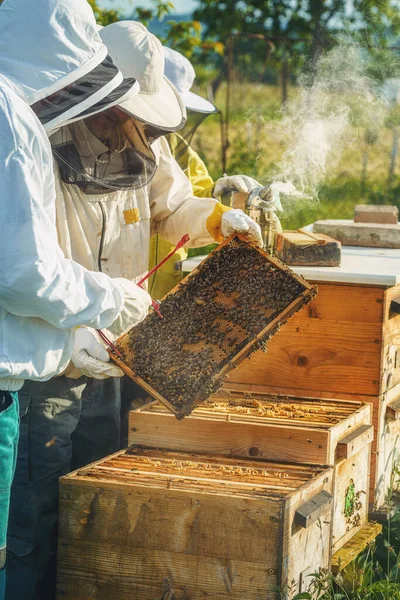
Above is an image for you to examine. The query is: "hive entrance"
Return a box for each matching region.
[112,235,316,418]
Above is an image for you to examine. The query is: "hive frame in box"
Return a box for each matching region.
[109,234,317,419]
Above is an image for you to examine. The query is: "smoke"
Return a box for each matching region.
[272,40,390,203]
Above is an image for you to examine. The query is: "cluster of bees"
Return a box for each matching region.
[118,238,307,415]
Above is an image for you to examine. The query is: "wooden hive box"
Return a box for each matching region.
[57,448,334,599]
[129,394,373,558]
[218,255,400,513]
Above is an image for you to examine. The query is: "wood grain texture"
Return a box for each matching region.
[332,445,371,554]
[130,411,330,465]
[57,542,275,600]
[224,281,400,512]
[331,522,382,574]
[57,450,333,599]
[294,491,333,528]
[228,283,383,398]
[382,286,400,394]
[336,425,374,459]
[282,468,334,592]
[129,399,371,555]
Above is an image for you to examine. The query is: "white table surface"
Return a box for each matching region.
[180,224,400,286]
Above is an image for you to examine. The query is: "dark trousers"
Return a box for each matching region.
[6,376,121,600]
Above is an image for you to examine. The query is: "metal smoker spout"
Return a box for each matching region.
[245,185,279,255]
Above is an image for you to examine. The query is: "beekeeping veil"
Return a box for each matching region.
[163,46,218,164]
[0,0,139,134]
[50,20,187,194]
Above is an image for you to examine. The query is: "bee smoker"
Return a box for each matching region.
[223,185,281,255]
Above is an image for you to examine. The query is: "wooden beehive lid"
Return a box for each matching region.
[68,448,331,500]
[278,231,338,246]
[110,234,317,419]
[140,393,367,430]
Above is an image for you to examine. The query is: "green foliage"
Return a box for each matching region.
[194,0,400,79]
[131,0,174,27]
[129,0,224,60]
[272,512,400,599]
[87,0,120,25]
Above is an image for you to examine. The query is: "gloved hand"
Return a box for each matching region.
[213,174,261,198]
[66,327,124,380]
[221,209,263,247]
[108,278,153,338]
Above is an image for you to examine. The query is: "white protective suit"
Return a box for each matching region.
[54,133,220,282]
[0,0,140,391]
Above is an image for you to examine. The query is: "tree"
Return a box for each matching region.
[194,0,400,86]
[129,0,223,60]
[88,0,120,25]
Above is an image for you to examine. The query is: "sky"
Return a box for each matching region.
[98,0,197,15]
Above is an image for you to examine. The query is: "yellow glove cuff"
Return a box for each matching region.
[206,202,232,243]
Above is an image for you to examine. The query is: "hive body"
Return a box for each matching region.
[111,235,316,419]
[226,281,400,510]
[275,231,341,266]
[313,220,400,249]
[130,394,372,554]
[57,448,333,599]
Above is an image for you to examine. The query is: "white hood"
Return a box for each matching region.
[0,0,139,131]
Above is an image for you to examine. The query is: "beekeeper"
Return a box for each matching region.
[149,46,263,299]
[0,2,153,599]
[5,18,263,600]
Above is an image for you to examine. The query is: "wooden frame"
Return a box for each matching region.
[110,234,317,419]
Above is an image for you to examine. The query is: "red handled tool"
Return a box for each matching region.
[98,233,190,353]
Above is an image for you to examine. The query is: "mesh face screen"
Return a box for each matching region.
[114,236,317,418]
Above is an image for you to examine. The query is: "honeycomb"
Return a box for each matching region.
[111,234,316,419]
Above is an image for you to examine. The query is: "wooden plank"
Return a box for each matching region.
[229,318,382,397]
[354,204,398,225]
[295,283,384,324]
[294,490,333,529]
[313,220,400,249]
[382,285,400,394]
[58,481,282,565]
[283,469,334,592]
[384,397,400,421]
[328,403,372,464]
[332,445,371,554]
[130,411,330,465]
[336,425,374,459]
[275,231,341,267]
[331,522,382,574]
[57,541,275,600]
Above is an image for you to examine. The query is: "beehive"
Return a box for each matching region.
[57,448,334,599]
[224,279,400,512]
[111,234,316,419]
[130,394,373,556]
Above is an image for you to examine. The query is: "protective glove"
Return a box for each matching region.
[221,209,263,247]
[66,327,124,380]
[108,278,153,338]
[213,174,261,198]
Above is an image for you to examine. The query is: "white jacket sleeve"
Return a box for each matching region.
[0,105,123,331]
[149,137,219,248]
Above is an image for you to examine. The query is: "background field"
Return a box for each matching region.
[190,80,400,231]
